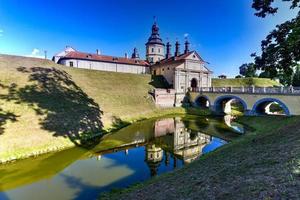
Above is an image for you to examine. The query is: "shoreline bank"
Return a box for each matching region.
[0,107,210,164]
[100,116,300,200]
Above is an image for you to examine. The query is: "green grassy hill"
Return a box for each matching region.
[0,54,283,161]
[0,54,173,161]
[212,78,281,87]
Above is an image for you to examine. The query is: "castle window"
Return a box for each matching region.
[158,48,160,53]
[167,67,170,70]
[69,61,74,67]
[151,48,154,53]
[162,68,164,71]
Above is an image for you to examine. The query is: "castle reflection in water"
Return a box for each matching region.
[146,118,214,176]
[93,116,244,177]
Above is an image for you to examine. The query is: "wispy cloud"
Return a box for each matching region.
[184,33,189,38]
[25,48,44,58]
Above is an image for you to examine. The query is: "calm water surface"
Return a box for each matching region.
[0,115,244,200]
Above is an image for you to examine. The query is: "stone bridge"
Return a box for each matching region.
[189,86,300,116]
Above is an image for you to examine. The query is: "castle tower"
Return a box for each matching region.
[131,47,140,59]
[145,143,163,177]
[146,20,165,64]
[166,42,172,59]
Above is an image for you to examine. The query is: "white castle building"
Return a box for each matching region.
[53,21,213,96]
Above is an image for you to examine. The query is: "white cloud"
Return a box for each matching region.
[31,48,40,56]
[25,48,45,58]
[184,33,189,38]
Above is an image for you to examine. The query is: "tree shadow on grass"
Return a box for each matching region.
[0,108,17,135]
[0,83,18,135]
[16,66,104,149]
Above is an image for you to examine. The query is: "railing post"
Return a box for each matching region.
[212,87,214,92]
[251,85,255,93]
[280,86,284,93]
[241,86,244,93]
[290,86,294,94]
[230,86,232,93]
[263,87,266,93]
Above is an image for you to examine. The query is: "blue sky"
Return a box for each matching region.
[0,0,298,77]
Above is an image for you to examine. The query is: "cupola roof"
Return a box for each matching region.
[146,21,165,46]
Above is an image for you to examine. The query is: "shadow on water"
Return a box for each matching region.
[1,66,104,148]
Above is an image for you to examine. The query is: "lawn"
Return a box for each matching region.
[212,77,281,87]
[102,116,300,200]
[0,54,172,162]
[0,54,286,163]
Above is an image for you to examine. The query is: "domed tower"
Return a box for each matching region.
[146,21,165,64]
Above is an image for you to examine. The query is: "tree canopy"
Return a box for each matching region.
[250,0,300,86]
[239,63,257,77]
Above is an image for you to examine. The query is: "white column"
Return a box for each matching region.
[175,70,180,92]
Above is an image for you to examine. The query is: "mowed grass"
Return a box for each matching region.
[0,54,171,161]
[212,77,281,87]
[102,116,300,200]
[0,54,285,162]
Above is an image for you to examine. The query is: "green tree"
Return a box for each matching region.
[292,66,300,86]
[239,63,257,77]
[251,0,300,85]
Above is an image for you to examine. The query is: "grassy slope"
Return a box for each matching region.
[0,54,177,161]
[0,54,284,161]
[102,116,300,200]
[212,78,281,87]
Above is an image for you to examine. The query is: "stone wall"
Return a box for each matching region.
[153,89,176,107]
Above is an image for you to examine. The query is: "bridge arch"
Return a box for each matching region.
[251,98,291,116]
[194,95,211,108]
[213,95,248,114]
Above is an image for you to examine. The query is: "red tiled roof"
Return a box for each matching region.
[59,51,149,66]
[155,51,205,65]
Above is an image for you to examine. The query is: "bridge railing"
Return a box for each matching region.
[198,86,300,95]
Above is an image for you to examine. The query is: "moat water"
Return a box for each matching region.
[0,115,245,200]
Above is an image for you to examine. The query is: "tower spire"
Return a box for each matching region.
[184,36,190,54]
[153,16,157,25]
[145,18,165,64]
[166,38,172,59]
[175,39,180,57]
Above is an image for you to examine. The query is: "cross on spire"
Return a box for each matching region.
[153,16,157,24]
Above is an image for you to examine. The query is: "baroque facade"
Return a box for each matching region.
[148,22,213,93]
